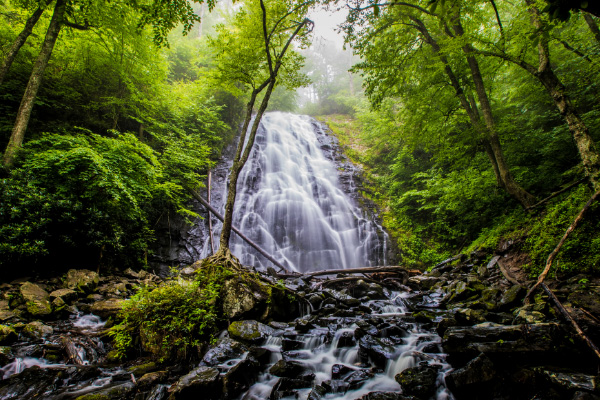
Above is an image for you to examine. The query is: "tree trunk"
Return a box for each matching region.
[2,0,66,169]
[452,18,535,208]
[0,5,46,87]
[584,14,600,45]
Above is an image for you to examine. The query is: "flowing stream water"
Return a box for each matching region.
[201,112,388,272]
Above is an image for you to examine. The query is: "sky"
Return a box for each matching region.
[308,5,348,49]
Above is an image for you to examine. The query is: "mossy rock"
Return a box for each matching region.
[228,320,275,343]
[65,269,99,294]
[20,282,52,318]
[128,361,158,377]
[0,325,17,345]
[23,321,53,340]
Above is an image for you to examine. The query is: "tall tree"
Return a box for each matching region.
[206,0,312,263]
[2,0,217,169]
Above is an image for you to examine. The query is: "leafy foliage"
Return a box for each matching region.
[110,265,233,361]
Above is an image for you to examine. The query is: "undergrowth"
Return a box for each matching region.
[109,265,233,362]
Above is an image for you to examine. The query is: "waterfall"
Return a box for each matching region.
[202,112,387,272]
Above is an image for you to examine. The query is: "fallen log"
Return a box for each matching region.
[61,336,85,365]
[188,188,289,272]
[540,283,600,361]
[526,190,600,302]
[525,178,586,211]
[277,266,409,279]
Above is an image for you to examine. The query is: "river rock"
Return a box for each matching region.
[446,353,497,395]
[222,277,270,320]
[269,359,309,377]
[0,324,17,345]
[201,338,248,366]
[345,369,375,390]
[90,298,124,318]
[443,322,570,362]
[499,285,524,310]
[0,346,13,366]
[169,366,221,400]
[49,288,78,303]
[20,282,52,317]
[323,289,361,306]
[358,334,396,368]
[75,381,136,399]
[223,356,260,398]
[513,308,546,324]
[228,320,275,343]
[454,308,487,325]
[0,365,64,399]
[395,365,440,398]
[65,269,99,294]
[22,321,53,340]
[357,392,415,400]
[136,370,167,389]
[540,369,597,393]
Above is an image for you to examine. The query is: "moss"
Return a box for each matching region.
[74,394,110,400]
[128,361,158,377]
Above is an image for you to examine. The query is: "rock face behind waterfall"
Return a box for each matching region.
[150,112,394,273]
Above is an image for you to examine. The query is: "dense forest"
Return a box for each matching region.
[2,0,600,399]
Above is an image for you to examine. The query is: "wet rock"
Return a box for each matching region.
[0,365,63,399]
[49,288,78,303]
[136,370,167,389]
[201,337,248,366]
[307,384,327,400]
[395,364,439,398]
[223,356,260,398]
[75,381,136,399]
[65,269,99,294]
[436,317,458,337]
[569,289,600,317]
[269,377,313,399]
[0,346,12,366]
[357,392,415,400]
[20,282,52,317]
[128,361,158,377]
[446,353,497,395]
[337,331,355,347]
[269,359,309,377]
[0,310,17,323]
[443,322,569,362]
[410,276,442,291]
[332,363,354,379]
[514,308,546,324]
[228,320,275,343]
[345,369,375,390]
[323,289,361,307]
[249,346,273,365]
[90,298,124,318]
[358,334,396,368]
[222,278,269,320]
[22,321,53,340]
[454,308,487,325]
[281,338,303,351]
[294,317,315,333]
[169,366,221,400]
[499,285,524,310]
[0,324,17,344]
[540,369,597,393]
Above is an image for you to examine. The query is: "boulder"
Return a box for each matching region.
[0,365,65,399]
[323,289,361,307]
[49,289,78,303]
[222,278,270,320]
[20,282,52,317]
[22,321,53,340]
[499,285,524,310]
[223,356,260,398]
[446,353,497,394]
[454,308,487,325]
[513,308,546,324]
[0,346,13,366]
[228,320,275,343]
[169,366,221,400]
[345,369,375,390]
[136,370,167,390]
[395,365,440,398]
[443,323,571,363]
[0,324,17,345]
[358,334,396,368]
[357,392,414,400]
[201,338,248,367]
[74,382,135,400]
[90,298,124,318]
[269,359,309,378]
[128,361,158,377]
[540,369,597,393]
[65,269,99,294]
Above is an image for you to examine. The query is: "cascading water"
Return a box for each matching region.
[201,112,387,272]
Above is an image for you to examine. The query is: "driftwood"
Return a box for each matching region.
[277,266,409,279]
[496,259,522,286]
[61,336,85,365]
[540,283,600,361]
[525,178,586,211]
[188,188,289,272]
[526,190,600,302]
[207,170,215,255]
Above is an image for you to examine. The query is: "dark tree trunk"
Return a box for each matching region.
[0,5,46,87]
[2,0,66,169]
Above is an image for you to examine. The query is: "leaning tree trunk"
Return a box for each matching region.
[584,14,600,45]
[0,5,47,87]
[452,18,535,208]
[2,0,66,169]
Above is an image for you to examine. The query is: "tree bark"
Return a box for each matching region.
[452,17,535,208]
[584,14,600,45]
[2,0,66,169]
[0,5,46,87]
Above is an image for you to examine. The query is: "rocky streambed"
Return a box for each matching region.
[1,251,600,400]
